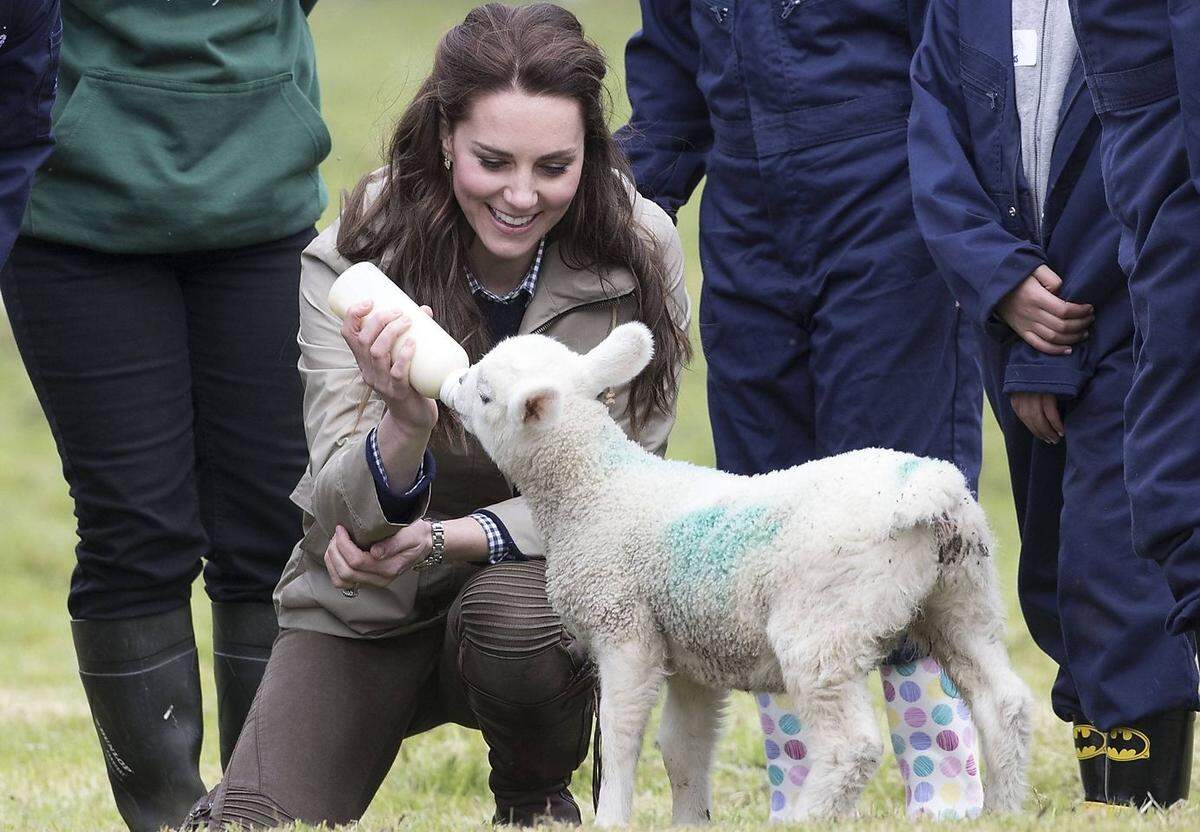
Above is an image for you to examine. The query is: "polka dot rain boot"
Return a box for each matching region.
[755,691,812,820]
[882,657,984,820]
[756,657,984,821]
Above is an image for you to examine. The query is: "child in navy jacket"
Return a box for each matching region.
[909,0,1198,809]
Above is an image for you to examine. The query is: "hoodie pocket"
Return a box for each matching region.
[34,70,331,251]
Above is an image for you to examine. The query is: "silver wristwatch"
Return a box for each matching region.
[412,519,445,571]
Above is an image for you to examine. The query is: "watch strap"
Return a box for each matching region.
[412,519,445,571]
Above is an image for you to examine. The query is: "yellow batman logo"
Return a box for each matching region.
[1074,724,1106,760]
[1106,727,1150,762]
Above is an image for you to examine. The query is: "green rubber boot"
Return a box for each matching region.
[72,606,206,832]
[212,602,279,769]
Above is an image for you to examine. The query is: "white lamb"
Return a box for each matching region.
[439,323,1034,826]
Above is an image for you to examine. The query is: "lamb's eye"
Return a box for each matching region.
[480,392,492,405]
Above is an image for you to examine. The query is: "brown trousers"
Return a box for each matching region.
[191,560,595,828]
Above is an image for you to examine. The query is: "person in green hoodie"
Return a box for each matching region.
[0,2,328,830]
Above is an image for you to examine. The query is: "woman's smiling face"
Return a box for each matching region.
[443,89,585,283]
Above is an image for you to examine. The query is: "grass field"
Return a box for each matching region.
[1,2,1197,830]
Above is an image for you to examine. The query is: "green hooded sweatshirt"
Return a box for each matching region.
[21,0,329,254]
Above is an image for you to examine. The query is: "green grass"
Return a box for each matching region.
[1,2,1197,830]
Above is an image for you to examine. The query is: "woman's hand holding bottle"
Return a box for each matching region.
[341,299,440,437]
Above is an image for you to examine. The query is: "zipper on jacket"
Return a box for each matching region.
[961,74,1001,112]
[1007,97,1028,239]
[1030,0,1051,240]
[530,296,628,336]
[781,0,803,20]
[709,4,730,24]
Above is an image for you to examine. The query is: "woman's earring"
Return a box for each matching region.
[443,155,452,171]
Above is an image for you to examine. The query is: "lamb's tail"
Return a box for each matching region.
[892,456,993,567]
[894,456,1032,814]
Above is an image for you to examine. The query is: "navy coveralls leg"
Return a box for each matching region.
[982,336,1198,730]
[0,0,60,268]
[1069,0,1200,636]
[622,0,981,485]
[910,0,1199,731]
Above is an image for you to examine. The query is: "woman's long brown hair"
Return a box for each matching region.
[337,2,690,441]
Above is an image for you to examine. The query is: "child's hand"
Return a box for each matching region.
[997,265,1094,355]
[1010,392,1064,443]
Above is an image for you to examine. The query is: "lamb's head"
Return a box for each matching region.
[439,322,654,473]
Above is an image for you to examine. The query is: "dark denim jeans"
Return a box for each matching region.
[0,228,313,619]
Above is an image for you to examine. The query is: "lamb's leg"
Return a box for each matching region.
[917,569,1035,814]
[775,673,882,820]
[658,675,726,825]
[593,640,666,827]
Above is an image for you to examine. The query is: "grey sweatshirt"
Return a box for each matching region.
[1012,0,1078,239]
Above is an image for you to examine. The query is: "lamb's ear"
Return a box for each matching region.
[582,322,654,393]
[507,380,564,429]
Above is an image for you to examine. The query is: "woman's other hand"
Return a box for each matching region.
[1010,392,1065,444]
[997,265,1094,355]
[322,517,496,590]
[324,523,433,590]
[341,300,438,432]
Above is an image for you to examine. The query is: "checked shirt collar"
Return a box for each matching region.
[464,238,545,303]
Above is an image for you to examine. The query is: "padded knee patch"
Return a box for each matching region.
[455,561,591,706]
[184,786,296,830]
[458,560,565,659]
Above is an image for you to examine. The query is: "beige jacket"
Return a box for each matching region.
[274,182,689,638]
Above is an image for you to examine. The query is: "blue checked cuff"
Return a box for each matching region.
[470,510,526,564]
[365,427,436,524]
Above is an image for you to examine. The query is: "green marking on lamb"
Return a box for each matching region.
[599,431,653,471]
[664,504,782,610]
[898,458,921,482]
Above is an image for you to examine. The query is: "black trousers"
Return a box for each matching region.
[0,230,312,619]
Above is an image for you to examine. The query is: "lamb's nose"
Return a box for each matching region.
[438,368,468,409]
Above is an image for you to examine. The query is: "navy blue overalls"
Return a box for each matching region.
[620,0,982,487]
[0,0,60,268]
[1066,0,1200,638]
[909,0,1200,729]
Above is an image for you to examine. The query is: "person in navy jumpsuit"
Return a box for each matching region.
[1066,1,1200,662]
[0,0,60,270]
[620,0,986,819]
[909,0,1198,809]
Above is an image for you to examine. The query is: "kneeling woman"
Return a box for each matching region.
[188,4,689,827]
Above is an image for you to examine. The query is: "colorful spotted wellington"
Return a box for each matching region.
[882,658,984,820]
[755,657,983,821]
[756,691,813,820]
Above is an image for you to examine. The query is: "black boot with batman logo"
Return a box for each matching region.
[1073,722,1107,804]
[1104,711,1194,809]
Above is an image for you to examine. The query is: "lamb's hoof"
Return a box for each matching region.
[670,807,712,826]
[593,811,629,828]
[777,798,855,823]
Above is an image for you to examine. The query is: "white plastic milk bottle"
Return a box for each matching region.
[327,262,470,399]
